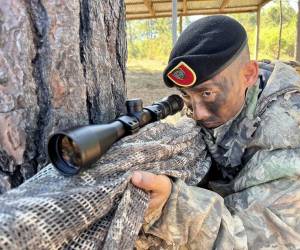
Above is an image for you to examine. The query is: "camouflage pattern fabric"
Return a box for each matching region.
[0,117,211,249]
[138,62,300,249]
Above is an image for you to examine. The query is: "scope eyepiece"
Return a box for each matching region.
[147,94,184,120]
[163,94,184,115]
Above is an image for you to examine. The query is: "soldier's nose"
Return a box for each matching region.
[192,104,211,121]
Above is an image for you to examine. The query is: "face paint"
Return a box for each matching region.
[180,73,247,128]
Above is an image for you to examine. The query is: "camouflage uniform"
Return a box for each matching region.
[137,62,300,249]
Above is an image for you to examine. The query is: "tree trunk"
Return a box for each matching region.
[0,0,127,193]
[295,0,300,61]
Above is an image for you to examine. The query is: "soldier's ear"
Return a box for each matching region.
[242,60,259,87]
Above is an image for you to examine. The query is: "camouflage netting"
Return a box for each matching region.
[0,118,210,250]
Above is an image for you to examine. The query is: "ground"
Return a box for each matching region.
[126,59,182,123]
[126,59,177,106]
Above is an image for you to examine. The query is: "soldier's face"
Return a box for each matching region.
[179,65,252,128]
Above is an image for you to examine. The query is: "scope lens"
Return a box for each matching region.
[58,136,83,168]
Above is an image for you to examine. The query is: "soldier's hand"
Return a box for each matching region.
[131,171,172,217]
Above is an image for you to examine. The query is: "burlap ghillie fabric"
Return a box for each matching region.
[0,117,210,250]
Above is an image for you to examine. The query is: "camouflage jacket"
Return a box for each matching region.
[136,62,300,249]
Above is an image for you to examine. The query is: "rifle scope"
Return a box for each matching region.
[48,95,183,176]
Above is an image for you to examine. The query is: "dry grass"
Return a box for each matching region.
[126,59,177,106]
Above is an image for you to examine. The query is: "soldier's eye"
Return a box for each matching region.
[179,89,189,97]
[202,91,213,97]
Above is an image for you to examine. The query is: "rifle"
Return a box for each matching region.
[48,95,184,176]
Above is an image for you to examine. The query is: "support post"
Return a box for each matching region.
[183,0,187,14]
[143,0,155,17]
[277,0,283,60]
[179,15,183,33]
[172,0,177,46]
[220,0,231,11]
[255,7,261,60]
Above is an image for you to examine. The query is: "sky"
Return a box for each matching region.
[288,0,298,10]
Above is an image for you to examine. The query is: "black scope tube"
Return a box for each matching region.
[48,94,183,176]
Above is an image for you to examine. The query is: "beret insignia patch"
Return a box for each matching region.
[167,61,196,87]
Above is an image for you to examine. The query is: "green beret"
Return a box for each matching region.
[163,15,247,88]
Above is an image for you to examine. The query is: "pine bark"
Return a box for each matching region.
[0,0,127,193]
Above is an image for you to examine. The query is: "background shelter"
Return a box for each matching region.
[125,0,274,58]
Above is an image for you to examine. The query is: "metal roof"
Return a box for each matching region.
[126,0,273,20]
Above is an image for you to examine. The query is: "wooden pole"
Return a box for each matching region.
[179,15,183,33]
[183,0,187,14]
[143,0,155,17]
[172,0,177,45]
[277,0,283,59]
[255,7,261,60]
[220,0,231,11]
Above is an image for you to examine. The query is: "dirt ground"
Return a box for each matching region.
[126,70,177,106]
[125,60,184,123]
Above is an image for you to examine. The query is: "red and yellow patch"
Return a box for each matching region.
[167,61,196,87]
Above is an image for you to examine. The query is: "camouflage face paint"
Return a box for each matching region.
[204,76,235,121]
[180,73,246,128]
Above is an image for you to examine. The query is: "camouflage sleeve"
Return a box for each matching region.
[224,174,300,249]
[136,179,246,249]
[135,92,300,249]
[221,91,300,249]
[136,175,300,250]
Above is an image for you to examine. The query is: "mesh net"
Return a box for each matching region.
[0,117,211,249]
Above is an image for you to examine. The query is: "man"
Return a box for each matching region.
[131,15,300,249]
